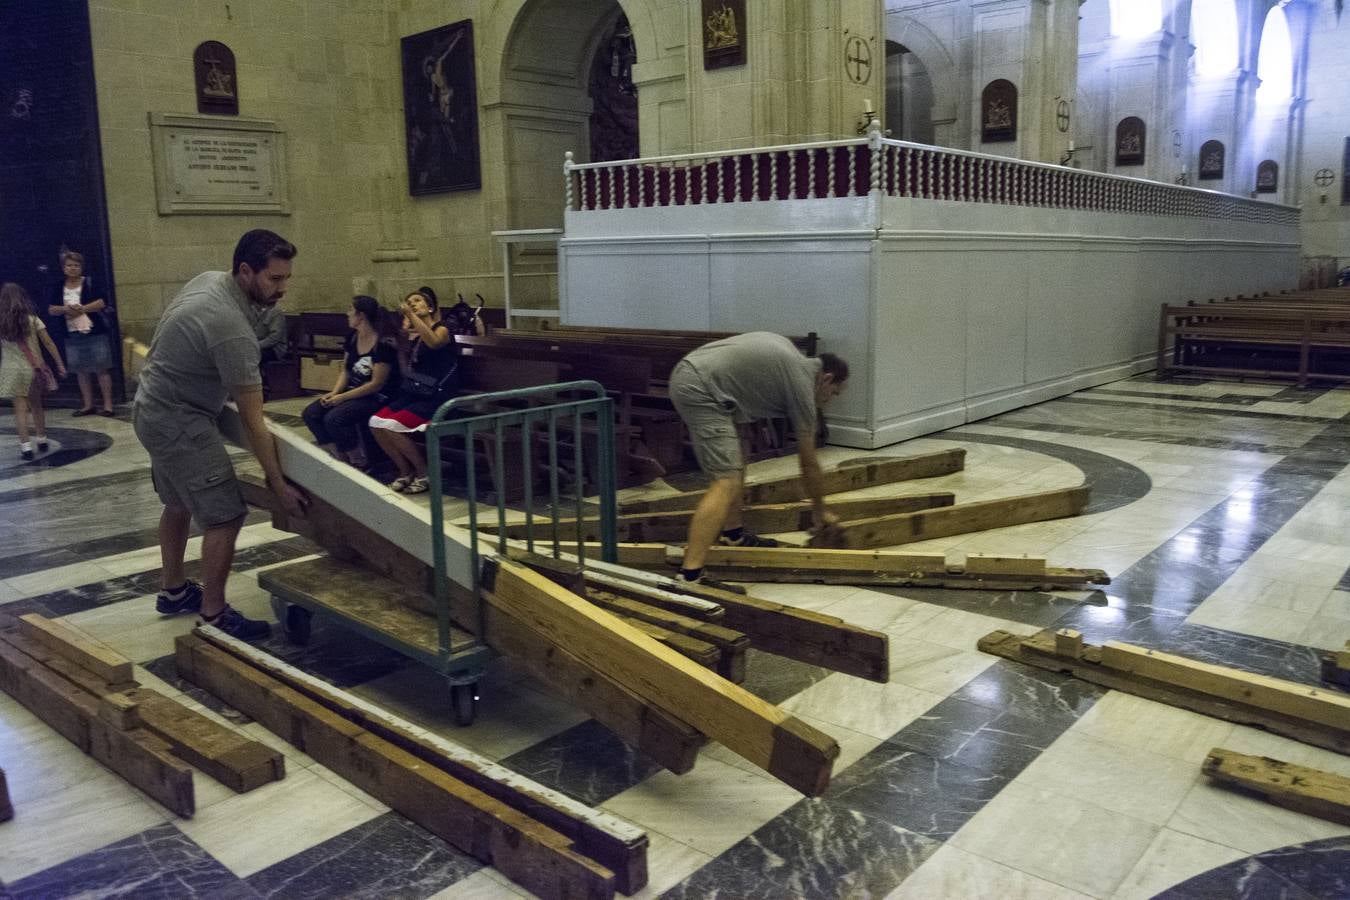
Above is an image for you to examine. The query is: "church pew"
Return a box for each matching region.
[1157,302,1350,386]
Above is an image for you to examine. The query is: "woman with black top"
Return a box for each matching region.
[47,251,115,416]
[368,287,457,494]
[302,295,397,470]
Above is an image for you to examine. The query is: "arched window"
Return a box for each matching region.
[1256,5,1293,106]
[1109,0,1161,39]
[981,79,1017,143]
[1191,0,1238,77]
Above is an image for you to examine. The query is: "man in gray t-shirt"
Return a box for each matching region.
[133,229,307,641]
[668,332,849,583]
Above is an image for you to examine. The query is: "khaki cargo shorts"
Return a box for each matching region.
[134,411,247,528]
[669,359,743,479]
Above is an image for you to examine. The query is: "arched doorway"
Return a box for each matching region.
[884,41,934,144]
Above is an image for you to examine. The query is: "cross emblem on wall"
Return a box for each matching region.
[845,36,872,85]
[1314,168,1336,187]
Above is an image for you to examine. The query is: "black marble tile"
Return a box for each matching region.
[0,526,161,577]
[1087,387,1262,406]
[950,659,1105,727]
[500,718,665,806]
[141,654,252,723]
[983,418,1300,454]
[1254,836,1350,898]
[1154,858,1321,900]
[825,745,1009,840]
[662,798,941,900]
[5,823,248,899]
[881,696,1070,778]
[1048,394,1336,425]
[246,813,480,900]
[738,648,832,705]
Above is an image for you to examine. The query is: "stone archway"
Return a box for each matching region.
[884,41,935,144]
[883,13,961,147]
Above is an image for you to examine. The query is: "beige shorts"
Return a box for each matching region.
[134,412,247,528]
[669,359,743,479]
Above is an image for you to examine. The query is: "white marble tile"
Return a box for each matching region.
[816,588,921,631]
[950,781,1160,898]
[702,712,881,778]
[62,594,199,663]
[1315,590,1350,621]
[1185,598,1311,644]
[886,636,997,695]
[307,762,392,812]
[1203,573,1332,614]
[742,582,866,612]
[1014,732,1199,825]
[1298,614,1350,648]
[1110,827,1247,899]
[0,578,22,604]
[0,766,170,882]
[426,869,529,898]
[779,673,945,740]
[6,559,120,598]
[617,829,715,900]
[897,606,1040,652]
[176,767,382,878]
[1071,691,1234,765]
[601,756,801,857]
[887,843,1092,900]
[1167,778,1350,856]
[1233,553,1347,590]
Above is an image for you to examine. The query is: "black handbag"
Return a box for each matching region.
[402,364,457,400]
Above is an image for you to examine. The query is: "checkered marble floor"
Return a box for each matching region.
[0,379,1348,898]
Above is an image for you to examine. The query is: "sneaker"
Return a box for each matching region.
[20,448,33,461]
[36,439,48,452]
[204,604,272,642]
[717,531,781,548]
[674,570,704,585]
[156,579,204,615]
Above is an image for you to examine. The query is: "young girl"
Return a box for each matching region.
[368,287,457,494]
[0,282,66,459]
[301,294,397,469]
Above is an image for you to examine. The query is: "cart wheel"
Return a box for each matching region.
[284,605,312,646]
[450,682,477,726]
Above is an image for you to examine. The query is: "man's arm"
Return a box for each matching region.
[257,309,286,353]
[232,385,307,516]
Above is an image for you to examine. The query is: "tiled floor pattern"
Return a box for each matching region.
[1,378,1349,897]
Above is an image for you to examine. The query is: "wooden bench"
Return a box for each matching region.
[1157,299,1350,386]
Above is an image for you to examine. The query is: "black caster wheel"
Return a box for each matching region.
[450,682,478,726]
[284,605,312,646]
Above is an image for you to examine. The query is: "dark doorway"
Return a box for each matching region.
[588,13,639,163]
[885,41,935,145]
[0,1,122,402]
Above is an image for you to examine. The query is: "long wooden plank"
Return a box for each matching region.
[586,590,749,683]
[980,629,1350,755]
[825,485,1091,549]
[0,639,194,816]
[260,557,703,775]
[16,614,133,683]
[488,493,956,543]
[617,449,968,514]
[483,558,839,796]
[1203,748,1350,826]
[622,617,721,671]
[186,629,649,896]
[0,625,137,698]
[175,635,615,900]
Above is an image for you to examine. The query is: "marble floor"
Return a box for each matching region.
[1,375,1349,899]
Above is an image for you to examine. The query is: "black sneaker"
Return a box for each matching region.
[718,532,782,548]
[20,448,33,461]
[156,579,204,615]
[36,440,48,452]
[204,605,272,642]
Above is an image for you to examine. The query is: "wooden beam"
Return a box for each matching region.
[980,629,1350,755]
[185,628,650,895]
[15,614,133,683]
[1203,748,1350,826]
[482,558,840,796]
[585,590,749,683]
[175,635,616,900]
[822,486,1091,549]
[617,449,967,514]
[0,639,194,816]
[1320,641,1350,691]
[0,767,10,822]
[258,558,704,776]
[621,618,722,672]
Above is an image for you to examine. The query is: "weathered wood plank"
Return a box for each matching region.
[1203,748,1350,826]
[980,629,1350,755]
[823,486,1091,549]
[175,635,615,900]
[621,617,722,672]
[585,589,749,684]
[617,450,967,514]
[15,614,133,683]
[127,687,284,793]
[186,629,650,896]
[482,558,839,796]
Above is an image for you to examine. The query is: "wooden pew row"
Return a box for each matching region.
[1156,302,1350,386]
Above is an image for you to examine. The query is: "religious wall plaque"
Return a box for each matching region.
[1199,139,1225,180]
[401,20,481,194]
[702,0,746,70]
[981,79,1017,143]
[1115,116,1145,166]
[148,113,288,215]
[194,41,238,115]
[1255,159,1278,194]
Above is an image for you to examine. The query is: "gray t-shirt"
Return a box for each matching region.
[134,271,262,432]
[679,332,821,431]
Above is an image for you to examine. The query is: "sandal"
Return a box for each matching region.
[389,476,412,492]
[72,408,95,417]
[403,476,430,495]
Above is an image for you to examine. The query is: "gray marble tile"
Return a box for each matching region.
[872,585,1093,630]
[949,660,1105,727]
[4,823,247,899]
[1153,857,1321,900]
[1254,836,1350,898]
[500,718,665,805]
[737,648,832,705]
[245,812,481,899]
[882,696,1070,778]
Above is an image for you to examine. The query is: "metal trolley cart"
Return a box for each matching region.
[264,381,618,726]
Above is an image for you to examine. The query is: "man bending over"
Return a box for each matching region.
[669,332,848,584]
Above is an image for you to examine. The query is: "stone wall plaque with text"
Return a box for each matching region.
[148,113,288,215]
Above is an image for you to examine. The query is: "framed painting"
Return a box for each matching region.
[1255,159,1278,194]
[1115,116,1145,166]
[1199,139,1224,180]
[401,19,481,194]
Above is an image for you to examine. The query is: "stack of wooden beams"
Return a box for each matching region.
[0,612,284,817]
[177,627,648,899]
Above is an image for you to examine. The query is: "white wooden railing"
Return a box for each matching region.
[564,122,1299,227]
